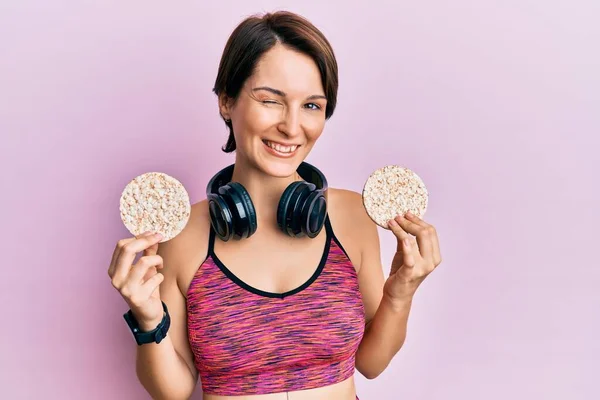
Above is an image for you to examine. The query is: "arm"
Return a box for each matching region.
[133,238,198,400]
[350,191,414,379]
[134,205,208,399]
[134,256,198,400]
[355,277,414,379]
[352,191,442,379]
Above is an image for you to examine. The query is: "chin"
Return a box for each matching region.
[256,157,303,178]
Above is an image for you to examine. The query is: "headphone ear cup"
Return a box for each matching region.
[289,184,313,237]
[219,183,256,240]
[292,184,316,237]
[277,182,302,235]
[278,182,315,237]
[227,182,257,237]
[207,193,234,241]
[301,191,328,238]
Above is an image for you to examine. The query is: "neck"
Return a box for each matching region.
[230,154,302,235]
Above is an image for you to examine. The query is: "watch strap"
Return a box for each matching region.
[123,301,170,345]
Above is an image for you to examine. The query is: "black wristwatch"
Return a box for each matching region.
[123,301,171,345]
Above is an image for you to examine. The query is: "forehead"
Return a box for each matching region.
[248,44,324,95]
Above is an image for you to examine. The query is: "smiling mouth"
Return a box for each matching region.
[262,140,300,154]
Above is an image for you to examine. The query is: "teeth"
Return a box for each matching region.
[265,141,298,153]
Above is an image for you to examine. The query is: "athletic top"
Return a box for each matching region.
[186,215,366,396]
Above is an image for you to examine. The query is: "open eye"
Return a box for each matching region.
[305,103,321,110]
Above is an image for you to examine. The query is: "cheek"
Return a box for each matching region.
[230,108,263,143]
[304,118,326,141]
[237,105,279,134]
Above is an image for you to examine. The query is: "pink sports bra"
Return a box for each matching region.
[186,215,366,396]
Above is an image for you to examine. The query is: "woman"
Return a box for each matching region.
[108,10,442,400]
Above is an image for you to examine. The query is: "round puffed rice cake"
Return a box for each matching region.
[119,172,191,242]
[362,165,429,229]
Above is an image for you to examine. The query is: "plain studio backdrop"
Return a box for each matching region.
[1,1,598,399]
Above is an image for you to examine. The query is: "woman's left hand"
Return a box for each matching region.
[384,211,442,300]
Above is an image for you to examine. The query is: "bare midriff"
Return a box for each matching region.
[203,376,357,400]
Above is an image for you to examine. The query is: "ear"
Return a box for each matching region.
[218,93,233,121]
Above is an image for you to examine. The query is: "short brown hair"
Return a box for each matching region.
[213,11,339,153]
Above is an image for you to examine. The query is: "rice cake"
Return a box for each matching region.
[119,172,191,242]
[362,165,428,228]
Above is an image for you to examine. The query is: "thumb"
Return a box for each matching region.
[135,231,160,257]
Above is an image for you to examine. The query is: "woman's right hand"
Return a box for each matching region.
[108,231,166,331]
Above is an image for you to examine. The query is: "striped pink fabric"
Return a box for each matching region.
[186,216,366,396]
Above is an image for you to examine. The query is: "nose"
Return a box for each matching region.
[278,108,302,138]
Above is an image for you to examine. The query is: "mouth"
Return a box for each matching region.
[262,139,301,157]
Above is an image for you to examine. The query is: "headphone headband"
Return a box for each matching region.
[297,162,328,192]
[207,161,327,195]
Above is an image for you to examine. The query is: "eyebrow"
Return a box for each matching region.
[252,86,327,101]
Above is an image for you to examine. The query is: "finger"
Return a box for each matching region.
[429,227,441,266]
[137,231,161,257]
[388,218,410,252]
[399,237,417,269]
[136,231,156,239]
[109,232,154,278]
[143,266,158,282]
[109,237,136,278]
[112,233,163,287]
[404,211,429,228]
[144,242,160,258]
[139,272,165,298]
[396,214,433,262]
[395,213,422,236]
[404,213,442,265]
[129,255,164,284]
[404,212,435,261]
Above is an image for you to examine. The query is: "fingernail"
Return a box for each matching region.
[395,214,403,222]
[388,219,398,227]
[405,211,413,217]
[155,233,163,239]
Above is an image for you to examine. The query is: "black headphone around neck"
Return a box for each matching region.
[206,161,328,241]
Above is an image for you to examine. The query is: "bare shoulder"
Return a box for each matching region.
[327,188,380,273]
[157,199,212,297]
[328,187,386,324]
[328,187,376,235]
[328,187,368,218]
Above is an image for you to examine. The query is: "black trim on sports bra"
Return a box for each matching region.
[330,230,351,261]
[207,215,334,299]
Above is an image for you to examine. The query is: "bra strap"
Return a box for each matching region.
[323,212,351,260]
[207,222,216,256]
[323,213,333,239]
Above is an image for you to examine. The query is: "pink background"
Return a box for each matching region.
[1,1,598,399]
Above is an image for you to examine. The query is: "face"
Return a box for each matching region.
[219,43,327,178]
